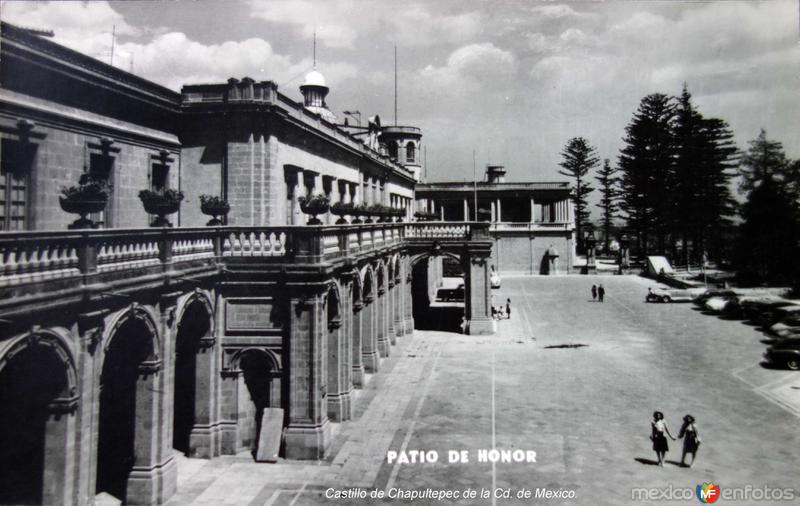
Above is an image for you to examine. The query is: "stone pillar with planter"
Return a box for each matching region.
[139,189,184,227]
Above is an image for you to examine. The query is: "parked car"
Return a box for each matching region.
[766,310,800,339]
[693,289,738,307]
[704,295,738,313]
[490,270,501,289]
[761,305,800,329]
[734,296,794,320]
[763,338,800,370]
[645,287,693,303]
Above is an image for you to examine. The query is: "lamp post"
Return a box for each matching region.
[618,233,630,274]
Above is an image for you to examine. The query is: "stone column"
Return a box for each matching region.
[496,198,502,222]
[352,301,365,387]
[218,370,240,455]
[387,277,397,345]
[326,315,349,422]
[42,403,77,506]
[376,284,389,357]
[393,271,404,338]
[464,249,496,335]
[530,196,536,223]
[190,335,219,458]
[362,293,379,372]
[284,292,331,459]
[403,266,415,334]
[463,199,469,221]
[491,201,496,223]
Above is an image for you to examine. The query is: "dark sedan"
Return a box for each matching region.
[764,339,800,370]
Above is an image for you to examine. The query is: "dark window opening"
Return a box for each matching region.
[406,143,416,163]
[151,163,169,194]
[0,139,35,231]
[89,153,114,227]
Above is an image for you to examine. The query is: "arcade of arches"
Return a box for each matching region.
[0,244,494,505]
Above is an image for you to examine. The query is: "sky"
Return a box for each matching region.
[2,0,799,195]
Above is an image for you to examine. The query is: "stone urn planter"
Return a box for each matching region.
[330,202,354,224]
[298,194,330,225]
[59,174,112,229]
[200,195,230,226]
[139,189,184,227]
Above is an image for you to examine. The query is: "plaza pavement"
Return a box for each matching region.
[166,275,800,506]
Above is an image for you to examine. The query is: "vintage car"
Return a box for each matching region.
[645,287,694,303]
[764,338,800,370]
[761,305,800,329]
[692,289,738,307]
[766,310,800,339]
[730,296,792,320]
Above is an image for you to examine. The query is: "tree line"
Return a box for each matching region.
[558,84,800,286]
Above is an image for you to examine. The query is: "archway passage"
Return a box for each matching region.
[0,343,68,505]
[239,350,273,456]
[96,318,154,502]
[173,300,212,456]
[412,256,465,333]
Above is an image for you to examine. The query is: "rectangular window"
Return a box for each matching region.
[151,163,169,193]
[89,153,114,227]
[0,139,34,231]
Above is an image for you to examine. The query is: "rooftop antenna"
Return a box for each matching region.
[110,24,116,66]
[394,45,398,126]
[129,53,134,73]
[313,28,317,69]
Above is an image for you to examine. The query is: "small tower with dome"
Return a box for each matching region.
[300,69,337,123]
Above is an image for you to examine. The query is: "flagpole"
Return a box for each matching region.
[473,150,477,222]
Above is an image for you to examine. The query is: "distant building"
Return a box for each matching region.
[416,165,575,274]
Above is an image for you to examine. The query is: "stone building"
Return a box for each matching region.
[0,22,496,506]
[416,165,575,274]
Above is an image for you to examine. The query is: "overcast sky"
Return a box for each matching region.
[3,0,799,192]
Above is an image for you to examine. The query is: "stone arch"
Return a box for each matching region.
[351,268,363,307]
[0,327,78,505]
[102,304,160,362]
[409,250,462,268]
[361,264,375,303]
[406,142,416,163]
[172,291,217,458]
[230,347,282,457]
[96,304,161,502]
[324,281,342,328]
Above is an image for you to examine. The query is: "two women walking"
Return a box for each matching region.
[650,411,701,467]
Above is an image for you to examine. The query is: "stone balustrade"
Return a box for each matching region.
[0,222,481,298]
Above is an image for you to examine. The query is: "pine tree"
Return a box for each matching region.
[558,137,598,252]
[595,158,619,253]
[739,129,790,194]
[617,93,676,255]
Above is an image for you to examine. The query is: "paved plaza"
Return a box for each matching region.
[166,276,800,506]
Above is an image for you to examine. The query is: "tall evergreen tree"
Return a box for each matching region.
[739,129,790,194]
[558,137,598,252]
[672,85,738,262]
[595,158,619,253]
[736,131,800,287]
[617,93,676,255]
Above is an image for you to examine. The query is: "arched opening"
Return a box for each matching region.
[173,299,213,457]
[238,350,275,456]
[406,142,416,163]
[387,141,398,160]
[361,268,379,373]
[0,339,71,505]
[97,316,156,502]
[412,254,465,333]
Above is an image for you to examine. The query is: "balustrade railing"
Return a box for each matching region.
[2,222,475,289]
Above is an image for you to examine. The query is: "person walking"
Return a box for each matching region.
[591,284,597,301]
[597,284,605,302]
[651,411,676,466]
[505,298,511,319]
[678,415,701,468]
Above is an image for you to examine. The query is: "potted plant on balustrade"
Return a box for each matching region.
[59,173,113,229]
[392,207,406,223]
[199,194,230,226]
[413,211,437,222]
[367,204,386,223]
[138,188,184,227]
[298,193,330,225]
[352,203,371,224]
[330,201,354,224]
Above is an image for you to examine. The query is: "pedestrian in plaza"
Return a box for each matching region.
[650,411,675,467]
[505,298,511,319]
[591,284,597,301]
[598,284,605,302]
[678,415,701,468]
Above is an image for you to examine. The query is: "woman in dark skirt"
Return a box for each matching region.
[678,414,701,468]
[651,411,675,466]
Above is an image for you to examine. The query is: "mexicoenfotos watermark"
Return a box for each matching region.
[631,483,796,502]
